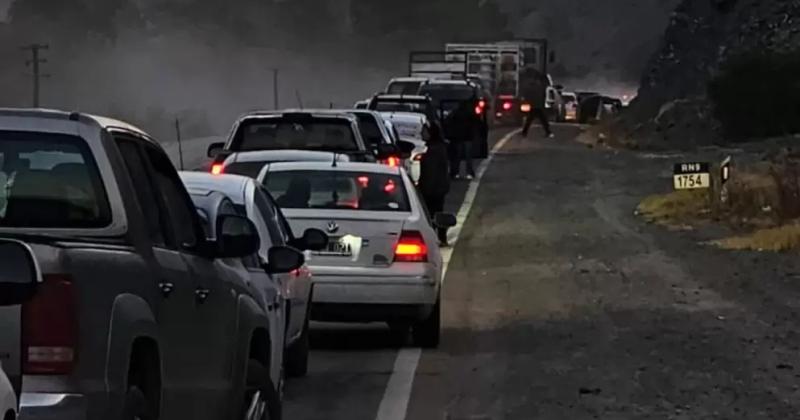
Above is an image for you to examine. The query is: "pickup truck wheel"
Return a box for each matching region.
[122,385,151,420]
[412,297,441,348]
[285,315,309,377]
[244,359,281,420]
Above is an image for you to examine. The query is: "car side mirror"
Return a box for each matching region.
[0,240,40,306]
[207,142,226,158]
[265,246,305,274]
[375,143,398,160]
[216,214,260,258]
[434,212,457,228]
[397,140,416,158]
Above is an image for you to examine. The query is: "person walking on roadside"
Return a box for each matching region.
[418,123,451,246]
[521,68,554,138]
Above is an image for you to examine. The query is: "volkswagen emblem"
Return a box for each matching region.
[326,221,340,234]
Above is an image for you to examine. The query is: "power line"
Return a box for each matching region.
[21,44,50,107]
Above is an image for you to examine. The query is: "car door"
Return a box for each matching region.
[138,143,234,420]
[237,191,285,380]
[114,136,200,418]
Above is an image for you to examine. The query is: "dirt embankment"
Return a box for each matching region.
[614,0,800,149]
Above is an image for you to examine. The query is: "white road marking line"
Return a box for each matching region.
[441,129,519,279]
[374,129,519,420]
[374,348,422,420]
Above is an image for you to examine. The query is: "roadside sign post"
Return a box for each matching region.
[719,156,732,205]
[673,162,711,190]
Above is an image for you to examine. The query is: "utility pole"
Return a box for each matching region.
[272,68,279,109]
[21,44,50,107]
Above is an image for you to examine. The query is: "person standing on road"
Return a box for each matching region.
[521,68,554,139]
[418,123,451,246]
[447,101,476,180]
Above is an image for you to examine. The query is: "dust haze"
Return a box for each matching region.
[0,0,677,139]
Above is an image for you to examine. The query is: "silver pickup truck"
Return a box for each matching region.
[0,109,302,420]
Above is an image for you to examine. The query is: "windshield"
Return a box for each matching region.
[232,118,358,152]
[263,170,409,211]
[0,131,111,228]
[387,81,423,95]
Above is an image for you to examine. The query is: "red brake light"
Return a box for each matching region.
[357,176,370,188]
[474,106,483,115]
[478,100,486,108]
[520,103,532,113]
[384,179,397,193]
[502,101,513,111]
[412,153,424,162]
[22,274,78,374]
[211,163,224,175]
[394,231,428,262]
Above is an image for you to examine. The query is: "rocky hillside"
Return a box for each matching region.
[620,0,800,149]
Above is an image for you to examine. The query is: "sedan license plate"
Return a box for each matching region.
[317,237,353,257]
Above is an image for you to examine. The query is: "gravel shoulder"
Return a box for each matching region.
[406,126,800,419]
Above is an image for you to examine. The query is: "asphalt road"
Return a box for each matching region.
[281,123,800,419]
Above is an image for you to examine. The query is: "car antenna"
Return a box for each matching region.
[332,152,338,168]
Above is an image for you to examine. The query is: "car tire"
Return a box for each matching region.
[412,297,441,348]
[243,359,282,420]
[122,385,151,420]
[285,316,309,378]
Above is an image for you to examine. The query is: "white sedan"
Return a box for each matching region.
[1,363,15,420]
[257,161,455,347]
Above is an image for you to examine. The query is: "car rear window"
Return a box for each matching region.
[224,161,268,178]
[264,170,409,212]
[232,118,358,153]
[0,131,111,228]
[387,82,422,95]
[419,85,476,102]
[353,114,384,148]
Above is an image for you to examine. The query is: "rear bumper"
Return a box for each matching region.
[312,303,434,322]
[19,393,87,420]
[309,265,440,321]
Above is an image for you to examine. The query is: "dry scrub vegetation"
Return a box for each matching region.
[637,155,800,252]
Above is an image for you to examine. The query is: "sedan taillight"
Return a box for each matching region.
[394,231,428,263]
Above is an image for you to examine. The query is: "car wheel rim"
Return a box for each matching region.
[244,390,267,420]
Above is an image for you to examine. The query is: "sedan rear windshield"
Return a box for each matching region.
[232,118,359,153]
[0,131,111,228]
[264,170,409,212]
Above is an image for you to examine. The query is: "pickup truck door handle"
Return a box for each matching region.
[194,288,210,303]
[158,282,174,298]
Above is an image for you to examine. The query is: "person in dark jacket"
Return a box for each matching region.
[520,68,553,138]
[418,123,451,245]
[446,100,477,179]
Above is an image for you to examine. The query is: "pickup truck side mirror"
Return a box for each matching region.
[290,228,328,251]
[216,215,260,258]
[0,240,40,306]
[396,140,416,158]
[433,212,457,228]
[375,143,399,160]
[264,246,305,274]
[207,142,226,158]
